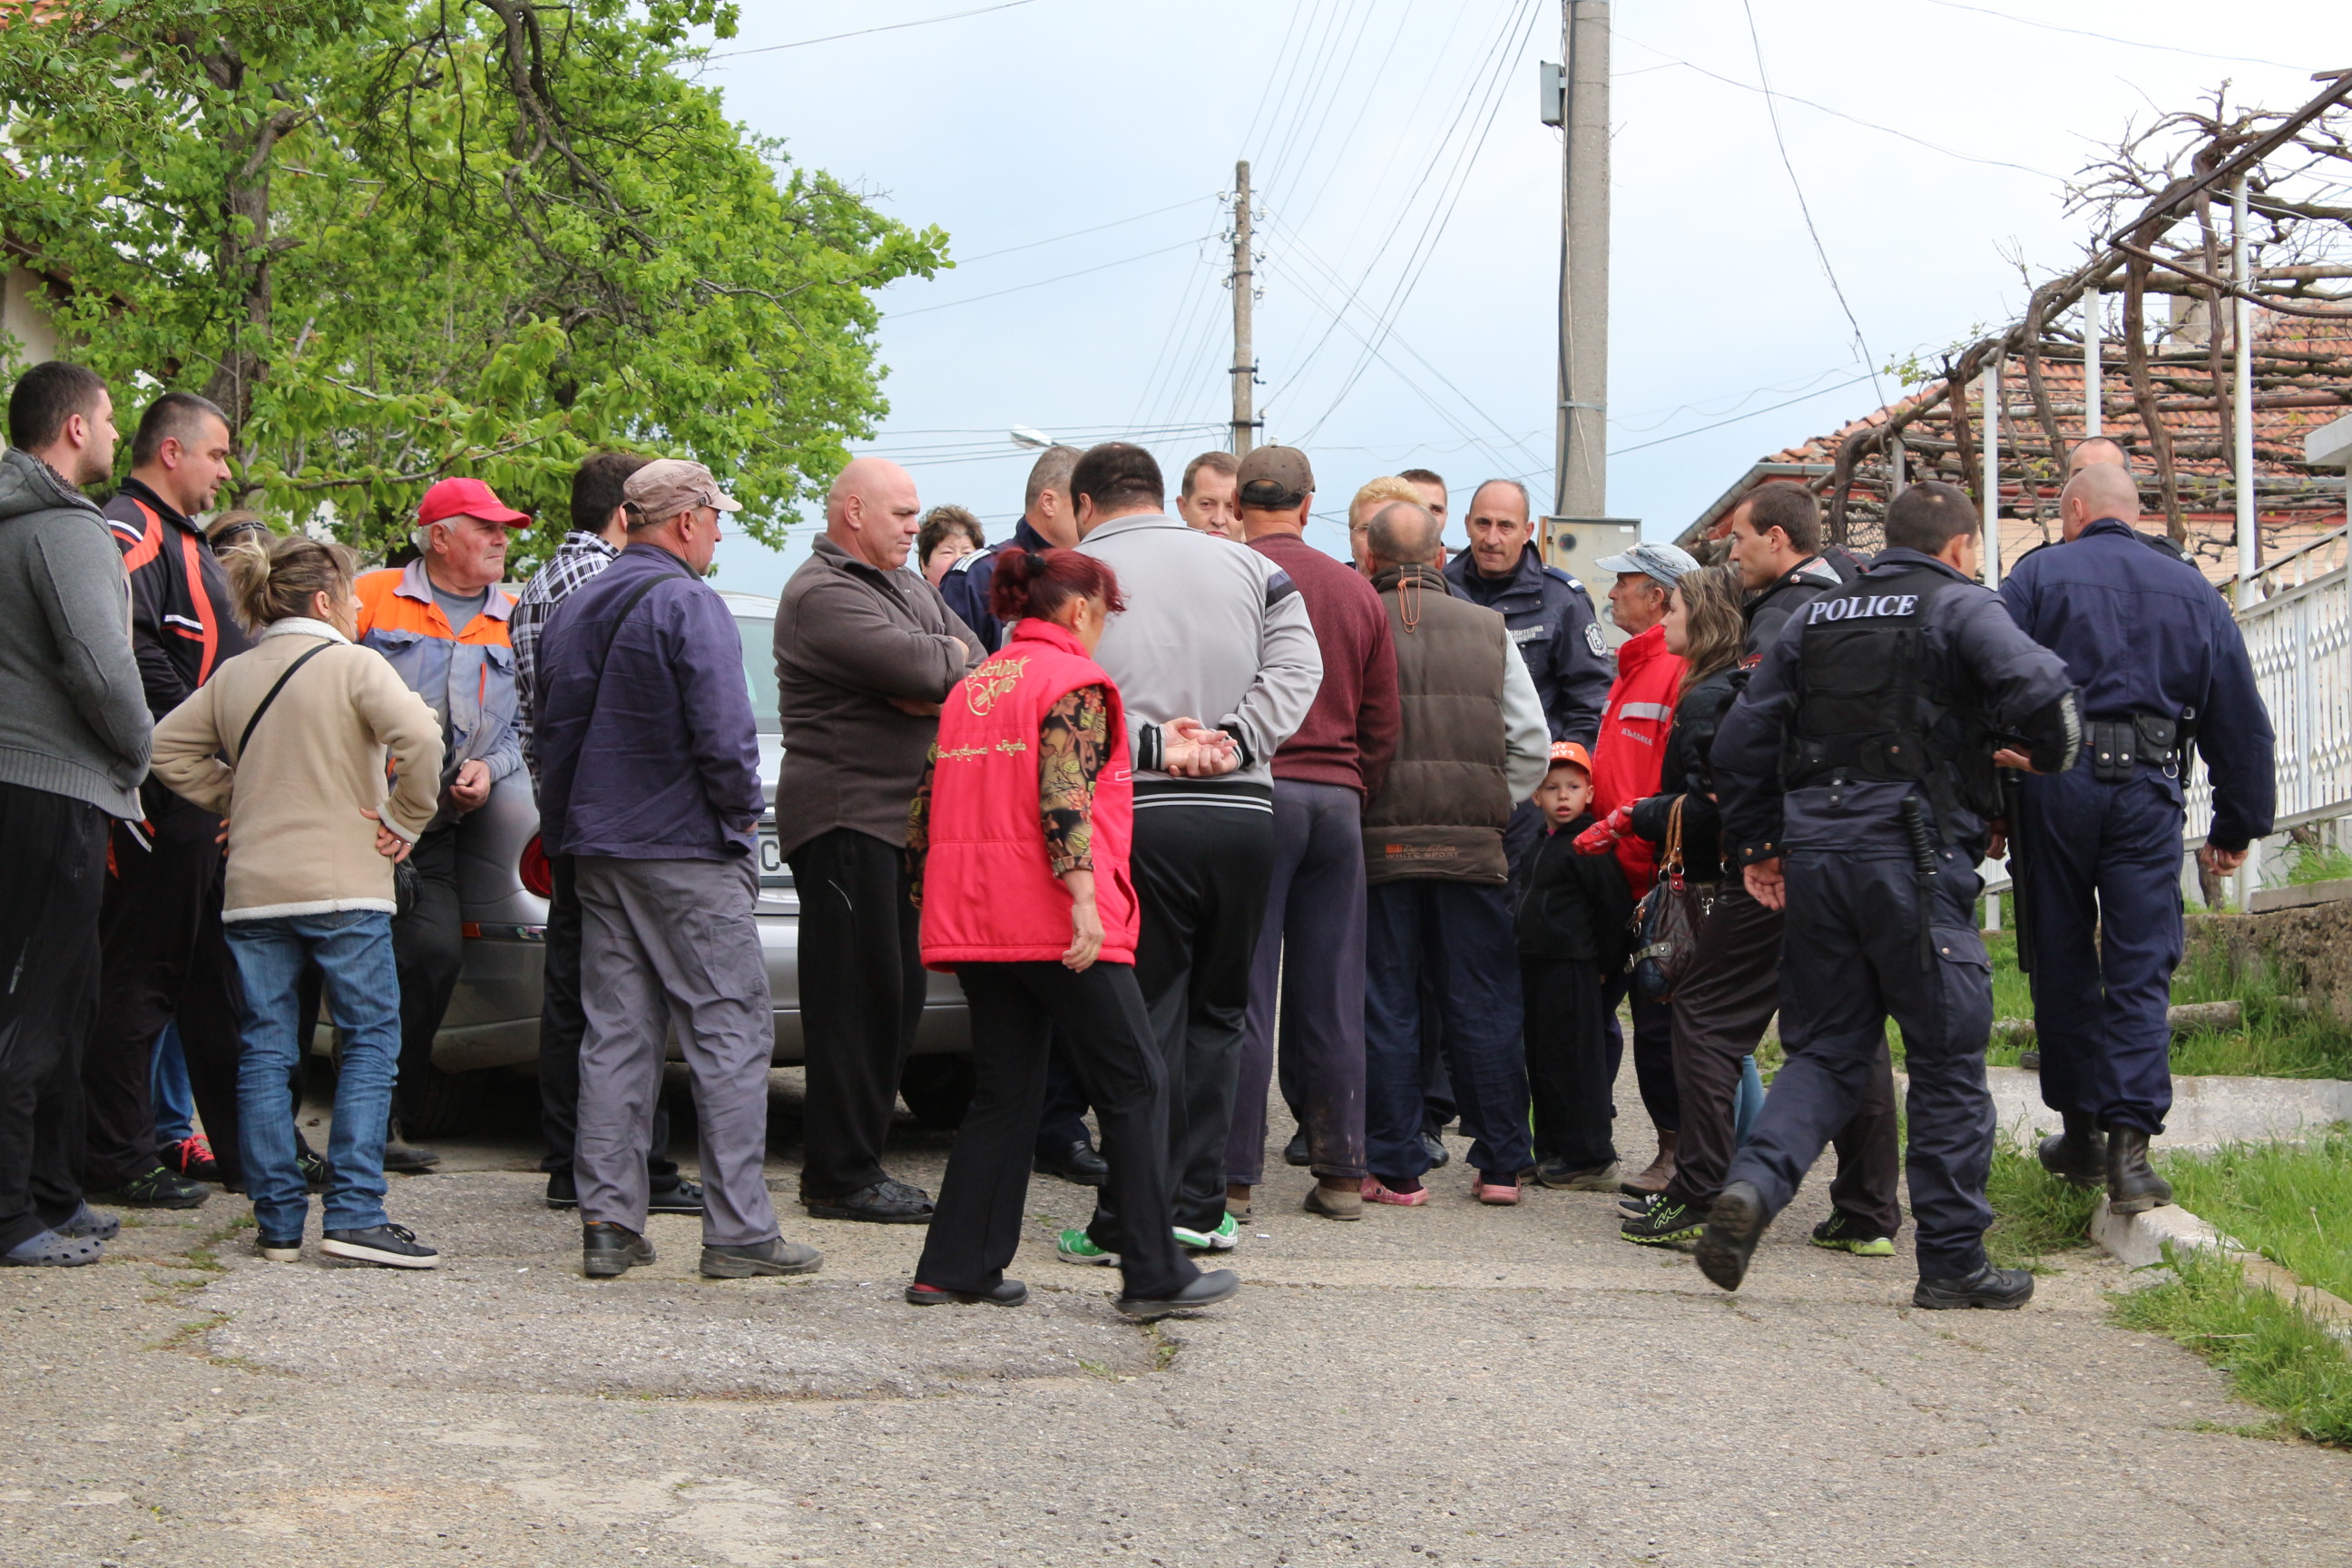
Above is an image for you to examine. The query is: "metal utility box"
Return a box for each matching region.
[1543,515,1642,646]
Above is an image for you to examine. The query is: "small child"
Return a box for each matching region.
[1516,741,1633,1190]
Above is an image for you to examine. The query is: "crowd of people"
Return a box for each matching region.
[0,355,2276,1320]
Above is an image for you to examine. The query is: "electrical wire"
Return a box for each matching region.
[955,195,1216,266]
[705,0,1052,61]
[1913,0,2305,72]
[1738,0,1886,412]
[888,237,1203,318]
[1611,371,1880,457]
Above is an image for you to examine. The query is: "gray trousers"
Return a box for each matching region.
[575,855,779,1248]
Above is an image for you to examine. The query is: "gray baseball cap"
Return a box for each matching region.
[1594,540,1700,586]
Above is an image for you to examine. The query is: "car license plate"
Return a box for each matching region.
[757,825,787,885]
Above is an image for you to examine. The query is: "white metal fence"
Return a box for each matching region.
[2186,524,2352,842]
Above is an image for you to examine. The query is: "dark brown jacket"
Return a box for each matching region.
[1361,564,1549,886]
[772,537,983,856]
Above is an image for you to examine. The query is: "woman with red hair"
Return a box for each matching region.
[904,548,1240,1322]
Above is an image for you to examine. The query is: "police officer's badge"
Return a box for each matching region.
[1585,623,1609,657]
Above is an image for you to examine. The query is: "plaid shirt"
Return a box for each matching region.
[512,530,620,785]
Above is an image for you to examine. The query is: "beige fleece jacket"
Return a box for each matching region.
[150,618,445,920]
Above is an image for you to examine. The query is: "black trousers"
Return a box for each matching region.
[917,962,1197,1301]
[0,783,107,1251]
[83,802,248,1187]
[1525,956,1617,1169]
[1605,981,1680,1134]
[1663,879,1901,1238]
[788,828,925,1200]
[1034,1035,1093,1157]
[388,825,464,1124]
[535,854,678,1183]
[1090,802,1273,1241]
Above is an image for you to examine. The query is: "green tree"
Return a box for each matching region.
[0,0,946,555]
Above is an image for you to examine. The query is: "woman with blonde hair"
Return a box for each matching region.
[150,535,446,1268]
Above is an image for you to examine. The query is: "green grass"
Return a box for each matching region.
[2285,841,2352,887]
[2112,1245,2352,1446]
[2161,1132,2352,1300]
[1984,1140,2101,1270]
[1979,930,2352,1080]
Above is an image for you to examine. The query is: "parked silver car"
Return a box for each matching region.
[395,588,973,1133]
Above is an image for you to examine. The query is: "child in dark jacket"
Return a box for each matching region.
[1518,741,1634,1189]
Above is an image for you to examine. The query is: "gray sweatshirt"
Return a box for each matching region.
[0,447,152,818]
[1074,511,1323,796]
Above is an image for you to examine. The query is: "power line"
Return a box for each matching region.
[1913,0,2305,71]
[705,0,1051,61]
[1611,31,2058,179]
[1738,0,1886,412]
[955,195,1216,266]
[888,237,1203,318]
[1612,371,1880,456]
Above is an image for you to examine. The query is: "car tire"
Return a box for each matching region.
[898,1055,976,1131]
[400,1061,489,1139]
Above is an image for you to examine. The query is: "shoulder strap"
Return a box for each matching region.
[234,642,337,765]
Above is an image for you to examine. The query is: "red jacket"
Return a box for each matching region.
[1589,622,1683,895]
[920,619,1139,968]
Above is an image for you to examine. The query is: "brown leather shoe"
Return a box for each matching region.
[1619,1130,1679,1197]
[1226,1184,1253,1220]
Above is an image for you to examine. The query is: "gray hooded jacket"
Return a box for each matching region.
[0,447,152,817]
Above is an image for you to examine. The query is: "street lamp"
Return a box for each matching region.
[1009,426,1052,450]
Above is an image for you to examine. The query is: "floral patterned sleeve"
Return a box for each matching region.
[1040,684,1111,876]
[905,746,937,907]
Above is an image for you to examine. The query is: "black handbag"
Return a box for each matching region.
[1627,798,1716,1002]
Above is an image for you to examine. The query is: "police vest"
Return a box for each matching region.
[1782,566,1999,836]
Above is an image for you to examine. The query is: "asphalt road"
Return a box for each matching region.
[4,1063,2347,1567]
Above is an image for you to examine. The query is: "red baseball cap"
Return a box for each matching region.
[416,476,531,529]
[1547,740,1592,773]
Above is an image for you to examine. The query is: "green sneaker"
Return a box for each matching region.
[1619,1192,1705,1247]
[1174,1213,1240,1252]
[1055,1227,1117,1266]
[1810,1212,1896,1257]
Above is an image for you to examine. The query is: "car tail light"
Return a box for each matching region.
[519,833,554,899]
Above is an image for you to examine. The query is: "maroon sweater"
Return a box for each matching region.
[1249,533,1400,799]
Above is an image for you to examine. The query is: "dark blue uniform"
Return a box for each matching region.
[1445,545,1611,747]
[1714,548,2080,1281]
[940,518,1054,652]
[1998,517,2273,1134]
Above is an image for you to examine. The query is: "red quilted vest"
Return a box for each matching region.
[919,619,1138,969]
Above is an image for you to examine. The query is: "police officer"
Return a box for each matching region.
[1698,481,2082,1308]
[1445,478,1611,747]
[2000,462,2273,1211]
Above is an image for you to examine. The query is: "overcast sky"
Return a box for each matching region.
[699,0,2342,594]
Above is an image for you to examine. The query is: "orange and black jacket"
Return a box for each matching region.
[103,478,253,725]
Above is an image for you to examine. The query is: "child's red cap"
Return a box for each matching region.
[1546,740,1592,774]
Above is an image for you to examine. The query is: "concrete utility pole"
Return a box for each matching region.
[2082,287,2102,438]
[1230,160,1257,458]
[2233,174,2259,608]
[1554,0,1610,518]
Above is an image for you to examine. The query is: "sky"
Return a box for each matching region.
[696,0,2345,595]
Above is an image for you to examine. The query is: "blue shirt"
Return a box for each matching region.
[1999,517,2274,850]
[534,544,765,861]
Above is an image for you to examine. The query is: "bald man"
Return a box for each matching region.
[2000,462,2273,1213]
[774,456,985,1223]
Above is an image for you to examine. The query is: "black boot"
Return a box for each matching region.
[2036,1112,2106,1186]
[2105,1124,2172,1215]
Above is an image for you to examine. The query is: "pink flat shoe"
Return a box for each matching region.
[1361,1177,1429,1207]
[1474,1180,1522,1206]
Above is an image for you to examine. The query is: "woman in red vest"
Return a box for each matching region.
[905,549,1240,1322]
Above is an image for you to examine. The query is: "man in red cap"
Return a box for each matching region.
[353,475,532,1167]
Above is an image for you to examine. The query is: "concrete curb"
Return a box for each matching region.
[1985,1065,2352,1152]
[2090,1194,2352,1343]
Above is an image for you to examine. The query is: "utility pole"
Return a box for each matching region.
[1553,0,1610,519]
[1230,160,1257,458]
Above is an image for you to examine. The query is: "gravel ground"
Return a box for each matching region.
[4,1064,2347,1567]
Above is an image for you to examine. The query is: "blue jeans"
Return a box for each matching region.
[225,910,401,1239]
[151,1021,196,1145]
[1365,880,1530,1183]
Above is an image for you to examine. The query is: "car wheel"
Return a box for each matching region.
[898,1054,976,1130]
